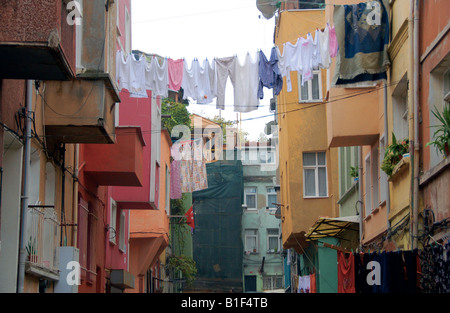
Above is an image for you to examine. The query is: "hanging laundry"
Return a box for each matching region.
[297,275,310,293]
[179,140,208,193]
[419,243,450,293]
[168,58,184,91]
[309,273,317,293]
[311,29,322,70]
[191,139,209,191]
[402,249,420,293]
[329,24,338,59]
[276,38,301,93]
[185,206,195,229]
[145,56,169,98]
[196,59,214,105]
[354,252,373,294]
[299,34,314,86]
[180,141,193,193]
[233,53,260,113]
[170,144,182,200]
[116,50,130,92]
[318,24,332,69]
[332,0,391,87]
[258,47,283,100]
[128,53,148,98]
[208,59,218,102]
[337,251,356,293]
[181,59,199,102]
[215,56,237,110]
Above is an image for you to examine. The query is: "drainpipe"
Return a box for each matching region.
[358,146,363,251]
[60,143,66,247]
[412,0,420,250]
[72,144,79,247]
[17,80,33,293]
[384,83,391,234]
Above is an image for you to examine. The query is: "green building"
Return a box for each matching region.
[241,143,284,292]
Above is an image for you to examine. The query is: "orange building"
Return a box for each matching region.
[127,129,172,293]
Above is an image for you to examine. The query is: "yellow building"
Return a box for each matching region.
[324,0,418,251]
[275,6,341,292]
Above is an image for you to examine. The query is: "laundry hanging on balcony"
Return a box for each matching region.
[332,0,391,88]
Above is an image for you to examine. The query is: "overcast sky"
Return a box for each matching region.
[131,0,278,141]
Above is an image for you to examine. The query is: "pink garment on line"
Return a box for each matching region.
[329,25,338,58]
[168,58,184,91]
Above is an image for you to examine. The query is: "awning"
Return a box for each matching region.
[305,216,360,241]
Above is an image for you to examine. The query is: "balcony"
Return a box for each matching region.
[0,0,76,80]
[128,210,170,277]
[326,87,382,148]
[41,0,120,144]
[83,126,146,187]
[43,78,120,144]
[25,205,60,281]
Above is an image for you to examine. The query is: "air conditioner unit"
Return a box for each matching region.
[54,247,79,293]
[270,98,277,112]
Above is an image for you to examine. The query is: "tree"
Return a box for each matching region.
[161,98,192,137]
[210,115,249,144]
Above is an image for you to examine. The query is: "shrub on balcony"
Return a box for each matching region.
[381,133,409,177]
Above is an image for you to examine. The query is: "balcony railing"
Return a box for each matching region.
[26,205,60,279]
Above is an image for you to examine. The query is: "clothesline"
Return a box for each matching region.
[115,23,338,113]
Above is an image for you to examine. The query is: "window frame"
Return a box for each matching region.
[267,228,280,253]
[303,152,328,198]
[109,198,118,244]
[298,0,325,10]
[298,71,323,103]
[263,275,284,291]
[245,229,259,253]
[266,187,277,210]
[244,187,258,211]
[118,211,127,253]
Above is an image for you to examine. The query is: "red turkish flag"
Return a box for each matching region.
[185,206,195,229]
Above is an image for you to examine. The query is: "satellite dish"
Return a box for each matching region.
[256,0,279,20]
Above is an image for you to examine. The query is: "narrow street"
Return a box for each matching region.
[0,0,448,303]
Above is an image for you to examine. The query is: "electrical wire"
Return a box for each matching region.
[32,78,408,141]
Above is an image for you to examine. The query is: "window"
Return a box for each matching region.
[298,0,325,10]
[338,146,359,198]
[245,229,259,253]
[429,64,450,168]
[119,211,126,253]
[266,187,277,210]
[125,7,131,54]
[245,187,257,210]
[298,71,322,102]
[303,152,328,198]
[392,75,409,142]
[78,197,96,281]
[263,276,283,291]
[379,135,388,203]
[371,144,379,211]
[75,0,84,69]
[267,228,280,252]
[110,199,117,244]
[259,149,275,164]
[364,153,371,216]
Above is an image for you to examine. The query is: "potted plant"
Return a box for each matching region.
[350,166,359,181]
[26,236,37,263]
[426,104,450,157]
[381,133,410,177]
